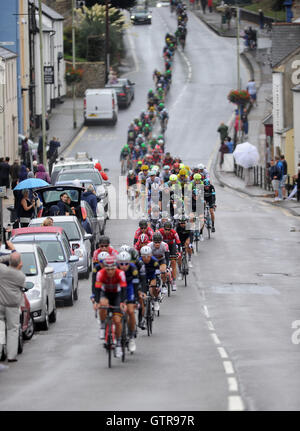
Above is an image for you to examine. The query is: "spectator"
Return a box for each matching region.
[82,184,98,217]
[275,155,284,200]
[241,108,249,139]
[94,162,108,181]
[42,217,54,227]
[35,164,51,184]
[21,136,30,167]
[108,67,118,84]
[208,0,213,13]
[279,154,288,199]
[225,136,234,153]
[219,141,229,168]
[0,250,26,362]
[269,159,282,201]
[57,193,73,216]
[217,122,228,144]
[47,137,61,175]
[225,5,232,30]
[10,160,20,190]
[246,78,257,107]
[201,0,207,14]
[32,160,38,175]
[19,189,35,227]
[18,164,28,182]
[259,9,264,30]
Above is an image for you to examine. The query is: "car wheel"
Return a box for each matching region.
[0,345,7,361]
[112,114,117,125]
[74,283,79,301]
[23,316,35,340]
[66,286,74,306]
[49,304,57,323]
[39,302,50,331]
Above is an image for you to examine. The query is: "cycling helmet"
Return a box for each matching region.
[153,232,163,242]
[164,221,172,230]
[139,219,148,228]
[158,139,164,145]
[137,161,143,165]
[97,251,110,262]
[198,163,205,170]
[179,169,187,176]
[140,233,149,243]
[119,244,131,253]
[141,165,149,171]
[141,143,146,148]
[169,174,178,181]
[148,89,153,94]
[134,145,140,150]
[140,245,152,256]
[179,163,185,169]
[128,170,134,176]
[193,173,202,181]
[163,165,170,170]
[149,170,156,176]
[173,162,180,169]
[152,165,160,172]
[103,256,116,268]
[204,179,210,186]
[98,235,110,245]
[117,251,131,263]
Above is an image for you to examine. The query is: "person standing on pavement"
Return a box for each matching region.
[275,155,284,200]
[0,249,26,363]
[241,108,249,139]
[21,136,30,167]
[207,0,213,13]
[82,184,98,217]
[219,140,229,168]
[47,137,61,175]
[259,9,264,30]
[246,78,257,107]
[10,159,20,190]
[225,136,234,153]
[19,189,35,227]
[35,164,51,184]
[201,0,207,14]
[225,5,232,30]
[217,122,228,144]
[279,155,288,199]
[269,159,282,201]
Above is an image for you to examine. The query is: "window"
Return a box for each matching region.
[53,221,80,240]
[21,253,38,276]
[35,240,65,262]
[57,171,102,185]
[37,248,47,273]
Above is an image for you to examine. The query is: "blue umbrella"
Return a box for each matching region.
[13,178,49,191]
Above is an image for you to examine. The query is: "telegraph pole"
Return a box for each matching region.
[236,6,241,90]
[38,0,47,167]
[72,0,77,128]
[105,0,110,83]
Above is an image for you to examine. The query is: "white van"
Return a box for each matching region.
[84,88,118,125]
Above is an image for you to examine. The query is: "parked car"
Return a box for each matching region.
[54,168,109,214]
[12,243,56,330]
[11,227,79,306]
[105,78,135,108]
[51,152,99,184]
[84,88,118,125]
[130,6,152,24]
[29,215,93,279]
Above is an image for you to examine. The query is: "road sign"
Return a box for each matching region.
[44,66,54,84]
[0,186,6,198]
[0,42,15,46]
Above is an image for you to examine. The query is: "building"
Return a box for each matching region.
[271,23,300,175]
[0,47,18,161]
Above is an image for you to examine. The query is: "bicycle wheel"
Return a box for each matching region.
[183,258,187,287]
[121,317,127,363]
[167,279,171,297]
[106,321,112,368]
[146,298,152,336]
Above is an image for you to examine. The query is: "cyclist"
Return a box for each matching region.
[92,255,127,359]
[189,173,204,214]
[117,251,141,353]
[158,221,181,290]
[148,204,161,231]
[198,163,210,180]
[135,233,150,253]
[163,152,173,168]
[135,160,143,175]
[160,165,171,184]
[203,178,216,233]
[159,108,169,135]
[176,216,193,277]
[171,162,180,175]
[120,144,130,173]
[148,232,170,294]
[134,219,154,244]
[92,236,118,293]
[139,245,161,312]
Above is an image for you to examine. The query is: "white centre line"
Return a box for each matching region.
[203,305,210,318]
[223,361,235,375]
[207,320,215,331]
[211,333,221,345]
[217,346,228,359]
[227,377,239,392]
[228,395,245,411]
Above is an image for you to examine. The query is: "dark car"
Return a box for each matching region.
[130,6,152,24]
[105,78,135,108]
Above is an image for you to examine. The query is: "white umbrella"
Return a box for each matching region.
[233,141,259,168]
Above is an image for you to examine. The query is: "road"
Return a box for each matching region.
[1,6,300,412]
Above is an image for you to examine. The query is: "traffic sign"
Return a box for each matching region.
[44,66,54,84]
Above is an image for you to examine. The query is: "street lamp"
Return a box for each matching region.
[72,0,77,128]
[38,0,47,167]
[105,0,110,83]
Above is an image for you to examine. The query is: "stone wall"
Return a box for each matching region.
[65,61,106,97]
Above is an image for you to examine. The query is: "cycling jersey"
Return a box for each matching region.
[95,268,127,304]
[176,224,192,245]
[134,227,154,244]
[158,228,181,246]
[127,175,138,187]
[138,171,148,185]
[134,237,150,253]
[204,185,216,206]
[139,256,160,282]
[148,241,169,262]
[93,246,118,265]
[122,263,140,303]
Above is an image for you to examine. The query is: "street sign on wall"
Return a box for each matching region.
[44,66,54,84]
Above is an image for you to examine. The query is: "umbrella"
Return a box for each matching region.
[233,141,259,169]
[13,178,49,191]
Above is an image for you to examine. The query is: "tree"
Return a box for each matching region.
[272,0,285,11]
[85,0,136,9]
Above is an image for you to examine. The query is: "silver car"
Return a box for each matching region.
[29,216,92,279]
[13,243,56,331]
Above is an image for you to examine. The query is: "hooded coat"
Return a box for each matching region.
[35,164,51,183]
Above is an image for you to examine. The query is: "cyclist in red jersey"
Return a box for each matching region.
[158,220,181,290]
[92,255,127,359]
[134,233,150,253]
[133,219,154,244]
[92,236,118,293]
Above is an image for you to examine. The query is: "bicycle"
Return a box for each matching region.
[180,247,189,287]
[144,289,155,337]
[99,305,125,368]
[166,266,173,297]
[204,203,212,239]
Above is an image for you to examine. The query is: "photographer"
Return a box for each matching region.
[19,189,35,227]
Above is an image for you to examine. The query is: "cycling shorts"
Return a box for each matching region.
[126,282,136,304]
[205,197,215,209]
[146,271,157,284]
[158,258,167,266]
[168,242,177,259]
[100,291,121,315]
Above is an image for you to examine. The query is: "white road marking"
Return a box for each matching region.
[228,395,245,411]
[207,320,215,331]
[203,305,210,318]
[223,361,234,375]
[211,333,221,345]
[228,377,238,392]
[217,347,228,359]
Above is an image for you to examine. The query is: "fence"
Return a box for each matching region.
[234,163,295,194]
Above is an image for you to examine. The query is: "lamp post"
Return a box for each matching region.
[38,0,47,168]
[105,0,110,83]
[72,0,77,128]
[236,3,241,144]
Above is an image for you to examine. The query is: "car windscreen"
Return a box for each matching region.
[57,172,102,186]
[53,163,94,172]
[21,253,38,276]
[42,189,80,204]
[53,222,80,241]
[34,241,65,262]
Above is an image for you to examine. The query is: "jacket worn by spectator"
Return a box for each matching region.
[35,164,51,184]
[269,164,282,181]
[82,190,98,216]
[0,255,26,307]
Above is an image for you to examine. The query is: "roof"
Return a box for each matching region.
[271,23,300,68]
[0,47,17,60]
[12,226,64,236]
[29,0,64,21]
[30,215,78,223]
[12,243,40,252]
